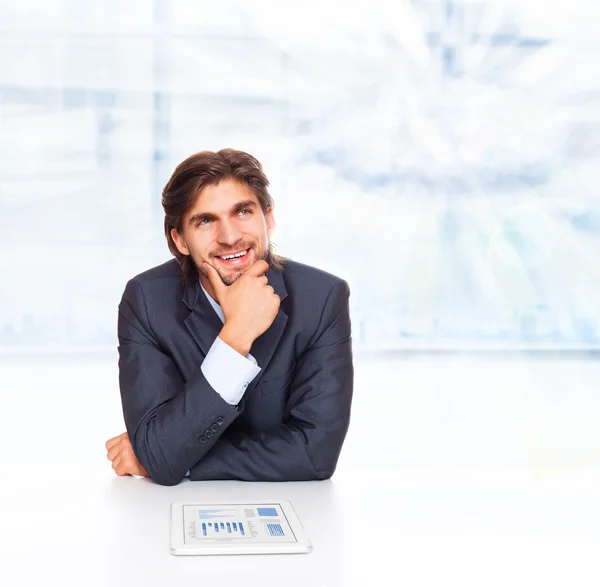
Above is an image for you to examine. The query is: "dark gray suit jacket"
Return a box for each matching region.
[117,258,353,485]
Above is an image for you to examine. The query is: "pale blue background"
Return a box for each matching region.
[1,0,599,353]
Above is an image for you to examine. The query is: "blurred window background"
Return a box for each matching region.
[1,0,599,354]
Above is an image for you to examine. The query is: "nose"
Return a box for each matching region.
[216,218,243,246]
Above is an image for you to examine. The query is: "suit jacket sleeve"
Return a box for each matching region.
[117,278,242,486]
[189,279,354,482]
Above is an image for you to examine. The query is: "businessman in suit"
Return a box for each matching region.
[105,149,353,485]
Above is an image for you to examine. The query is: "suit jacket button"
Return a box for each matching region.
[205,429,212,438]
[198,435,207,444]
[217,417,224,426]
[211,423,218,432]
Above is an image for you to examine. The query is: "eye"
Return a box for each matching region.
[239,209,252,217]
[197,218,212,227]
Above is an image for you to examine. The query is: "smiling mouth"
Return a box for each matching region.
[215,248,251,265]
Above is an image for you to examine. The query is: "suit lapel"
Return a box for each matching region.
[182,280,223,358]
[246,267,288,392]
[182,266,289,389]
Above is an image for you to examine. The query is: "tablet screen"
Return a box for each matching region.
[182,503,298,545]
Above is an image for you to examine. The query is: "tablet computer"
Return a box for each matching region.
[170,500,312,555]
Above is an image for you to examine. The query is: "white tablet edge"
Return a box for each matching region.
[170,500,312,555]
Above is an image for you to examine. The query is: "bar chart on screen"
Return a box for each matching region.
[201,520,246,538]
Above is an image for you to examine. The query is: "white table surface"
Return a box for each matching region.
[2,356,600,586]
[3,464,600,587]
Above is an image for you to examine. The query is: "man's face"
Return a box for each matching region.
[171,179,275,291]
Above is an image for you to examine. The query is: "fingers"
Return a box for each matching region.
[115,464,131,477]
[105,432,127,451]
[107,435,146,477]
[106,432,128,463]
[247,259,269,277]
[107,444,120,462]
[105,437,119,451]
[112,456,135,477]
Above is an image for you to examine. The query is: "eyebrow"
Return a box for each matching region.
[188,200,257,226]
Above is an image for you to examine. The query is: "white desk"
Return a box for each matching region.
[2,356,600,586]
[2,465,600,587]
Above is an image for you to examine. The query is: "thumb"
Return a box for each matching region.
[202,262,227,300]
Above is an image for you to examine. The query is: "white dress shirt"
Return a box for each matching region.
[184,282,261,477]
[199,281,261,405]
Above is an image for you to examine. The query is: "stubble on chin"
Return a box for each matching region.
[219,269,244,286]
[199,247,267,286]
[208,258,250,286]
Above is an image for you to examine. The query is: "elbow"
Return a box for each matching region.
[307,455,337,480]
[132,436,182,486]
[302,432,344,481]
[305,429,346,480]
[143,459,184,486]
[313,464,336,481]
[151,472,182,486]
[141,459,182,486]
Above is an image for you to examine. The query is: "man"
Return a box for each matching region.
[105,148,353,485]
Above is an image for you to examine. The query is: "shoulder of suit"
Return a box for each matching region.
[280,258,347,290]
[129,258,183,288]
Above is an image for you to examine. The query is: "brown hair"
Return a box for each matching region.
[162,148,286,284]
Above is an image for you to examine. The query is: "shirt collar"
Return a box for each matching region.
[199,281,225,323]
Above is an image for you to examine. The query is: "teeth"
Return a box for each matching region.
[221,250,247,260]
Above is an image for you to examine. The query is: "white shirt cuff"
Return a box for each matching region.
[200,336,261,405]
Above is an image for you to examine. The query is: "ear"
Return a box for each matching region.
[170,228,190,256]
[265,206,276,237]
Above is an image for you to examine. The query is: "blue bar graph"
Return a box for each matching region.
[199,519,249,538]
